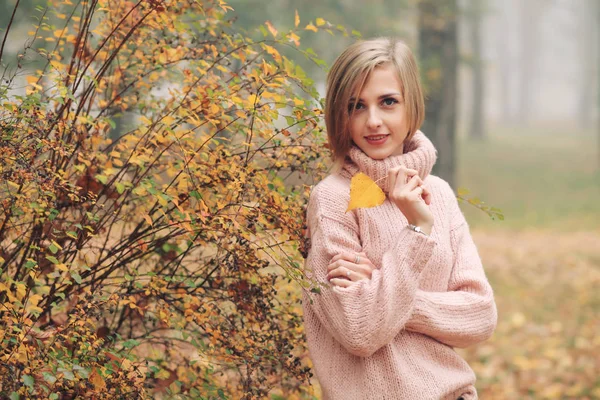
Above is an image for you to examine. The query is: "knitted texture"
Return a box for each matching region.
[302,131,497,400]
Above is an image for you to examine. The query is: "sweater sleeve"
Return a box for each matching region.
[404,189,497,348]
[302,185,436,358]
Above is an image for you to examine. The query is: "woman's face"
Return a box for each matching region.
[348,63,409,160]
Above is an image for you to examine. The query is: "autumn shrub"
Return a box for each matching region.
[0,0,335,398]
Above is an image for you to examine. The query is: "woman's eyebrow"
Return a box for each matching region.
[349,92,402,102]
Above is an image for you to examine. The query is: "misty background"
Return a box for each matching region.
[2,0,599,229]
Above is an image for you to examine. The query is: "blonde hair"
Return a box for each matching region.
[324,37,425,168]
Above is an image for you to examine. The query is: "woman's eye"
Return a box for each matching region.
[348,103,364,113]
[382,98,397,106]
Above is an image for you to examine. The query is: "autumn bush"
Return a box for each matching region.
[0,0,336,398]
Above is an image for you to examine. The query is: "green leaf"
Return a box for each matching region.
[23,375,34,388]
[457,187,470,197]
[122,339,140,349]
[49,243,59,254]
[70,272,82,284]
[310,287,321,294]
[9,392,19,400]
[115,182,125,194]
[48,208,59,221]
[259,25,268,37]
[45,255,60,264]
[285,116,295,127]
[96,174,108,185]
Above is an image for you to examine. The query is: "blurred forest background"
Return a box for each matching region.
[1,0,599,398]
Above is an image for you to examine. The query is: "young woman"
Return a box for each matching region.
[302,38,497,400]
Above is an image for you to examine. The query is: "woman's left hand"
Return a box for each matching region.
[327,252,376,288]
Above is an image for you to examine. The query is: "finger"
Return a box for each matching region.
[391,167,407,191]
[404,175,423,191]
[403,167,418,179]
[330,278,354,288]
[327,264,363,281]
[388,168,397,193]
[415,185,424,201]
[331,251,366,265]
[327,267,352,281]
[421,185,432,205]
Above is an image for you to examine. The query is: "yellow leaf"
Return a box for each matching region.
[28,294,42,307]
[50,60,64,70]
[346,173,385,211]
[316,17,326,27]
[143,214,153,227]
[55,263,68,272]
[265,20,277,37]
[294,10,300,28]
[53,28,67,38]
[155,369,171,380]
[90,369,106,390]
[263,44,281,63]
[25,76,38,85]
[288,32,300,47]
[15,283,26,300]
[305,23,318,33]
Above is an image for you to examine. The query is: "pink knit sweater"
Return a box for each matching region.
[302,131,497,400]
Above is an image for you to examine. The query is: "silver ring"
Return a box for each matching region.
[354,255,360,264]
[347,270,351,278]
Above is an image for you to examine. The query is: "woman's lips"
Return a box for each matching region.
[365,135,389,145]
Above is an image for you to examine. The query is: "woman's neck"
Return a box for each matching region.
[341,131,437,194]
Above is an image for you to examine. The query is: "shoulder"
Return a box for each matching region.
[425,174,456,200]
[425,175,466,229]
[306,173,355,227]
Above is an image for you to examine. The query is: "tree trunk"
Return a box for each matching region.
[468,0,485,140]
[516,0,541,125]
[578,0,595,129]
[418,0,459,187]
[597,0,600,171]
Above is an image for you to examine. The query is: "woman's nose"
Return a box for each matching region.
[366,108,382,129]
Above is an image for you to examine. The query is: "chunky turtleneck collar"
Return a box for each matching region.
[341,131,437,194]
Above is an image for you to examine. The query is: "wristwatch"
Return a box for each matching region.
[407,224,428,236]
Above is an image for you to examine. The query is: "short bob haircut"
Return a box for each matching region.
[324,37,425,167]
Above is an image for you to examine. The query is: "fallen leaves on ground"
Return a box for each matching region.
[459,229,600,399]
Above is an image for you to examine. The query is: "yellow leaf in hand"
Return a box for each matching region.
[346,173,385,211]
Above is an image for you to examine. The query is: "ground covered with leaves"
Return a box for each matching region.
[461,229,600,399]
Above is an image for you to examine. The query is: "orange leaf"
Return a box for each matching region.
[294,10,300,28]
[265,21,278,37]
[346,173,385,211]
[305,23,318,33]
[90,368,106,390]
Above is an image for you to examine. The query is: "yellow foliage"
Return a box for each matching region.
[0,0,333,397]
[305,23,318,32]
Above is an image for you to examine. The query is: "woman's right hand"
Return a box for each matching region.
[388,166,434,235]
